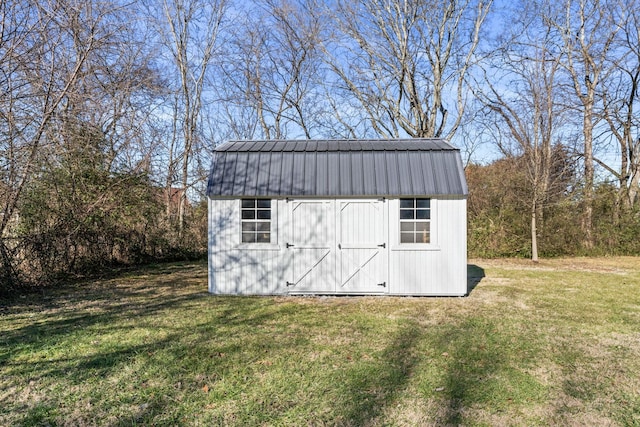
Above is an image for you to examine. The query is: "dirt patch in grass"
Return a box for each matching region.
[475,256,637,274]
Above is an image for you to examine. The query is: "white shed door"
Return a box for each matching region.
[338,200,388,293]
[286,200,335,292]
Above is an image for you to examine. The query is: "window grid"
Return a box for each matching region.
[241,199,271,243]
[399,198,430,243]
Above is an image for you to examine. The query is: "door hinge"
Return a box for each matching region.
[377,243,386,248]
[286,242,295,248]
[286,281,295,287]
[377,282,387,287]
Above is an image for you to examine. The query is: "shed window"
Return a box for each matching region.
[399,198,430,243]
[241,199,271,243]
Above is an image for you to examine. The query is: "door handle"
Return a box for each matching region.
[378,243,386,248]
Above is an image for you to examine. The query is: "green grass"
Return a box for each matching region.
[1,258,640,426]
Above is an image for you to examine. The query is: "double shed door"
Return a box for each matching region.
[286,199,388,294]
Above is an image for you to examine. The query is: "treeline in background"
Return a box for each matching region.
[2,0,639,295]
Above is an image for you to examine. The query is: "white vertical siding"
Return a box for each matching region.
[209,198,286,295]
[388,197,467,296]
[437,197,467,295]
[209,196,466,296]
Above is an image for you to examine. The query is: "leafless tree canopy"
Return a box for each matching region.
[321,0,491,139]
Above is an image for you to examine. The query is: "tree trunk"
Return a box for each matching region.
[166,95,179,223]
[629,165,640,207]
[531,201,539,263]
[582,107,594,249]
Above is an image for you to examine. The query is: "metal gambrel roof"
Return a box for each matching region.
[207,139,468,197]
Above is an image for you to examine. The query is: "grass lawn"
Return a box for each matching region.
[1,258,640,426]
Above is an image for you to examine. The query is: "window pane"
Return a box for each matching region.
[242,222,257,232]
[400,199,414,208]
[400,210,414,220]
[400,232,415,243]
[256,222,270,232]
[242,232,256,243]
[241,199,255,208]
[400,222,414,232]
[257,209,271,220]
[415,221,429,232]
[400,198,431,244]
[416,198,430,208]
[416,209,430,219]
[241,199,271,244]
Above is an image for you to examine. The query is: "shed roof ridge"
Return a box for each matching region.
[216,138,459,153]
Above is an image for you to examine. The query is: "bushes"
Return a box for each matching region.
[0,167,207,296]
[467,160,640,258]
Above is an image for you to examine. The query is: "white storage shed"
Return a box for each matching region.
[207,139,468,296]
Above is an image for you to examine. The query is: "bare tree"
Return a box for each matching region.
[219,0,324,140]
[322,0,492,139]
[0,1,105,284]
[474,3,570,262]
[600,2,640,216]
[153,0,226,232]
[549,0,619,248]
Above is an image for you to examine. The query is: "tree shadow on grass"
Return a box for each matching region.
[434,318,545,425]
[436,319,506,425]
[335,322,422,425]
[6,331,182,426]
[0,262,285,425]
[0,292,204,368]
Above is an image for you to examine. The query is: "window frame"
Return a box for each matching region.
[399,198,431,244]
[240,198,272,244]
